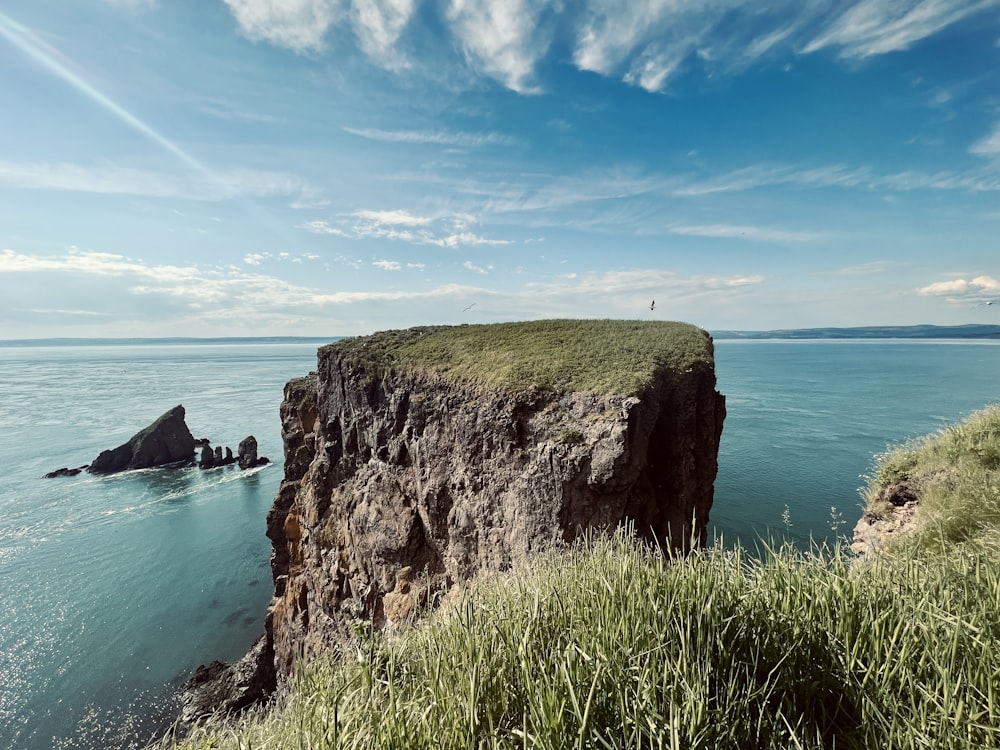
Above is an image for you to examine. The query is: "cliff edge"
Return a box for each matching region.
[265,320,726,675]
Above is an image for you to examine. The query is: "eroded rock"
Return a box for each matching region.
[87,405,196,474]
[264,324,726,676]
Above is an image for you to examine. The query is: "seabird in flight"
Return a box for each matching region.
[649,300,655,311]
[463,303,476,312]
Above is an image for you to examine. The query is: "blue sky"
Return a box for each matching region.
[1,0,999,338]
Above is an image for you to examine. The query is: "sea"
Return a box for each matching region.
[0,337,998,749]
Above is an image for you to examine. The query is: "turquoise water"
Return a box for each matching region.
[711,340,1000,546]
[0,343,321,750]
[0,339,998,749]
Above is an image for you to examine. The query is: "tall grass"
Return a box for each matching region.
[168,530,1000,750]
[161,407,1000,750]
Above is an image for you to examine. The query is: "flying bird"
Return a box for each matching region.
[463,303,476,312]
[650,300,655,311]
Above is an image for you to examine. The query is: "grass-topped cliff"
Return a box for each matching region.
[164,406,1000,748]
[325,319,714,396]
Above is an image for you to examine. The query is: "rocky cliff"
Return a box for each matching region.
[264,321,726,676]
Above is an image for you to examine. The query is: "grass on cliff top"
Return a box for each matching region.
[169,530,1000,750]
[324,319,714,396]
[864,404,1000,552]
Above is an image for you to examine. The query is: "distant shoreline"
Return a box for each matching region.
[2,324,999,346]
[0,336,341,347]
[711,324,1000,340]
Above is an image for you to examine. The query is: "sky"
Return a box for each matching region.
[1,0,999,339]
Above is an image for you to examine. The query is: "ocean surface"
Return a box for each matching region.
[1,338,998,749]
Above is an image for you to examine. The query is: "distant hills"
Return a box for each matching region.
[3,325,1000,346]
[711,324,1000,340]
[0,336,339,347]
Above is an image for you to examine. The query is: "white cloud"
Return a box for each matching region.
[446,0,552,93]
[431,233,511,248]
[222,0,341,53]
[350,0,415,67]
[343,126,513,147]
[917,275,1000,300]
[300,210,510,247]
[970,122,1000,156]
[668,224,824,242]
[0,247,200,279]
[463,261,493,274]
[300,220,347,236]
[373,259,402,270]
[354,209,432,226]
[218,0,1000,93]
[244,253,268,265]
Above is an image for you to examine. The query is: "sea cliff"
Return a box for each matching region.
[262,319,725,676]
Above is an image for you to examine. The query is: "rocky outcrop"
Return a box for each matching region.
[263,323,726,676]
[88,404,196,474]
[238,435,269,470]
[174,634,276,737]
[46,407,267,477]
[851,479,923,557]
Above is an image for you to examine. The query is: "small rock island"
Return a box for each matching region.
[44,404,268,478]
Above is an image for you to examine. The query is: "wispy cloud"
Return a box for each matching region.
[300,209,511,247]
[222,0,340,53]
[354,209,432,226]
[0,159,323,203]
[970,122,1000,156]
[350,0,415,68]
[668,224,825,242]
[200,103,282,124]
[823,260,897,275]
[463,260,493,274]
[343,126,513,147]
[803,0,999,60]
[675,161,1000,196]
[18,307,114,317]
[373,259,402,270]
[219,0,1000,93]
[445,0,552,93]
[0,247,471,313]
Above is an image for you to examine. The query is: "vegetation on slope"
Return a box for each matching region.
[165,407,1000,750]
[865,404,1000,551]
[325,320,715,396]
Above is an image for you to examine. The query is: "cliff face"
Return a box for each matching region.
[265,323,725,676]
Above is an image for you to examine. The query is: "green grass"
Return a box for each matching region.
[865,404,1000,551]
[161,408,1000,750]
[166,530,1000,750]
[324,320,715,396]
